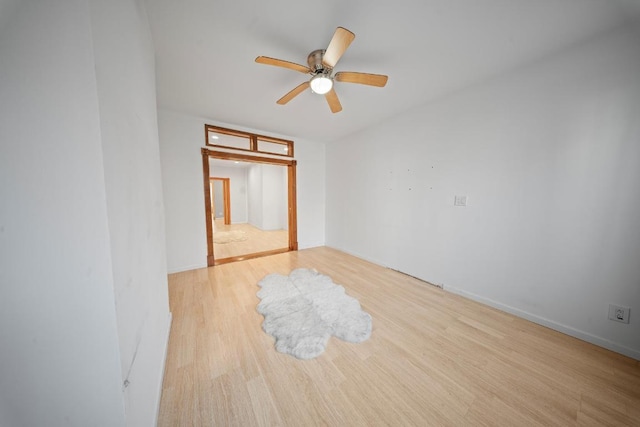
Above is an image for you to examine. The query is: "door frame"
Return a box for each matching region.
[201,148,298,266]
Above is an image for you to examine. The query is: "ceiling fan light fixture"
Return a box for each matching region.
[310,74,333,95]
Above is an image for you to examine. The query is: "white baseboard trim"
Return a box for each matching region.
[154,311,173,426]
[324,245,390,269]
[298,241,325,250]
[444,285,640,361]
[167,263,207,274]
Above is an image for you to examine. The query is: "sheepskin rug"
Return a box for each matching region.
[257,268,372,359]
[213,230,247,244]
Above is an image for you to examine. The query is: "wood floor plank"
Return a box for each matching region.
[158,247,640,426]
[213,218,288,260]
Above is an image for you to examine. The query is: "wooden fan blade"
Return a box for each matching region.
[325,88,342,113]
[322,27,355,69]
[255,56,311,74]
[277,82,310,105]
[335,71,388,87]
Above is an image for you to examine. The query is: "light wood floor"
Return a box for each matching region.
[158,247,640,426]
[213,219,288,260]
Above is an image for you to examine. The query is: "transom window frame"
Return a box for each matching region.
[205,124,294,158]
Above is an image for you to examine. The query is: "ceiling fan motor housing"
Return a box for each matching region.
[307,49,330,74]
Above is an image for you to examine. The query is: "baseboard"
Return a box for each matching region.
[167,263,207,274]
[154,311,173,426]
[324,245,390,269]
[444,285,640,361]
[298,241,325,250]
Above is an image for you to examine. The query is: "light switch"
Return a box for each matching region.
[454,195,467,206]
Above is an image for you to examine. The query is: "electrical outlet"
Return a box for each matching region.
[608,304,630,324]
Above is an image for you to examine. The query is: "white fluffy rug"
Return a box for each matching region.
[257,268,372,359]
[213,230,247,244]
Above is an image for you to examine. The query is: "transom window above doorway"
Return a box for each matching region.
[205,124,294,158]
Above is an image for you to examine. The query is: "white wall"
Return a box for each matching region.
[326,25,640,360]
[213,179,224,217]
[210,164,249,223]
[0,1,126,425]
[158,110,326,273]
[0,1,171,425]
[261,164,288,231]
[246,164,288,231]
[89,0,171,425]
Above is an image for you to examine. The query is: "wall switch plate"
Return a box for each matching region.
[454,195,468,206]
[608,304,630,324]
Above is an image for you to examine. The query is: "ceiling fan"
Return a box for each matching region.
[255,27,388,113]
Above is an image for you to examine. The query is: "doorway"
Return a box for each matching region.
[201,148,298,266]
[210,177,230,225]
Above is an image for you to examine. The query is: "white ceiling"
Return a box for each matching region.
[147,0,640,142]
